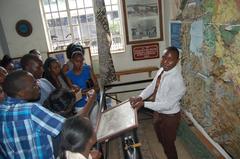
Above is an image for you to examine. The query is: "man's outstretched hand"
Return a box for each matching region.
[129,96,144,110]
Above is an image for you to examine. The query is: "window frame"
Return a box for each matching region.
[40,0,125,54]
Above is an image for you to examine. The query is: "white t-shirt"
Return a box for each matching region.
[65,151,92,159]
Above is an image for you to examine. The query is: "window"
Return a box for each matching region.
[41,0,125,54]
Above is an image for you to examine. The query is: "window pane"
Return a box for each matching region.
[50,0,58,12]
[111,0,118,5]
[55,26,64,40]
[76,0,84,8]
[73,25,81,40]
[78,9,86,23]
[87,15,94,23]
[49,27,57,41]
[84,0,92,8]
[43,0,50,12]
[62,26,71,41]
[109,21,120,35]
[57,0,66,11]
[70,10,78,25]
[112,5,119,12]
[59,12,68,26]
[85,8,93,14]
[41,0,124,53]
[85,8,94,23]
[106,6,111,12]
[89,24,97,37]
[52,12,59,19]
[68,0,77,9]
[105,0,111,5]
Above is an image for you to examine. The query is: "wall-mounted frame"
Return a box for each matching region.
[132,43,159,61]
[47,47,93,68]
[12,57,22,69]
[169,20,182,49]
[15,20,32,37]
[122,0,163,44]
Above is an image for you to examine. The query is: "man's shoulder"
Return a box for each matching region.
[0,102,41,120]
[39,78,55,89]
[39,78,51,84]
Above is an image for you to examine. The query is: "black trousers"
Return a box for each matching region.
[153,111,181,159]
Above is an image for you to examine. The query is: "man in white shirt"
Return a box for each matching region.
[130,46,186,159]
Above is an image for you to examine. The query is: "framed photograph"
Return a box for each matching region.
[47,47,93,67]
[12,57,22,69]
[122,0,163,44]
[96,100,138,142]
[132,43,159,61]
[169,20,182,49]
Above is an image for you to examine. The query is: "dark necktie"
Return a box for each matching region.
[149,70,164,101]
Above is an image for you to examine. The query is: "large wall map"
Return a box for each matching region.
[178,0,240,158]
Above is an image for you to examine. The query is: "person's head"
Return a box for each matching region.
[66,42,85,60]
[43,88,76,118]
[60,116,96,157]
[0,66,8,85]
[2,70,40,101]
[71,52,84,71]
[20,54,44,79]
[0,55,14,73]
[29,49,42,60]
[160,46,179,71]
[44,57,61,76]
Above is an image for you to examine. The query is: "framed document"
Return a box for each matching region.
[47,47,93,68]
[96,100,138,142]
[169,21,182,49]
[132,43,159,61]
[122,0,163,44]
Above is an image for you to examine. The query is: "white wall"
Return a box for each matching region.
[0,0,49,58]
[0,0,172,72]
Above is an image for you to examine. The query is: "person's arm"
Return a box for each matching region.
[78,89,96,117]
[144,78,186,112]
[65,74,80,93]
[130,69,163,109]
[81,66,99,95]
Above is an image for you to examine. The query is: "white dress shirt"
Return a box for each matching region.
[139,65,186,114]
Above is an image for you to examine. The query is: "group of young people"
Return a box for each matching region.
[1,45,186,159]
[0,43,101,159]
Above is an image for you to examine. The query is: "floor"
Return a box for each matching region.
[106,111,194,159]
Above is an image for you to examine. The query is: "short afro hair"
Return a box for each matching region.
[20,54,41,70]
[165,46,180,59]
[0,55,13,68]
[2,70,30,97]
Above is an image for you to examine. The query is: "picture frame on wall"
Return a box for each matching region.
[169,20,182,50]
[122,0,163,44]
[12,57,22,70]
[47,47,93,68]
[132,43,159,61]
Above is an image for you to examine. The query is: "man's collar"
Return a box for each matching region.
[161,65,179,75]
[4,96,27,105]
